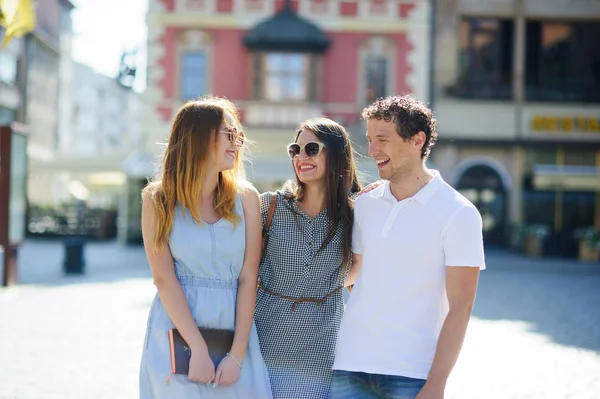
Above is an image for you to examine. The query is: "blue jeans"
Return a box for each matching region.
[329,370,426,399]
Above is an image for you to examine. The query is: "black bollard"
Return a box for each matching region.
[63,235,85,274]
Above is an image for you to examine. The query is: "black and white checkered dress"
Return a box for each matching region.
[255,190,347,399]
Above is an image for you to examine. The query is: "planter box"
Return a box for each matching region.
[579,240,600,262]
[525,235,544,258]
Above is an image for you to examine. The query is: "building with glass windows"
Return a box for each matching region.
[430,0,600,257]
[1,0,75,209]
[21,0,75,204]
[132,0,431,242]
[0,29,22,126]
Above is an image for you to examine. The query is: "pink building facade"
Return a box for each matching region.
[144,0,431,188]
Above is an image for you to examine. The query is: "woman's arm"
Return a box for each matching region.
[232,185,261,361]
[141,190,214,383]
[214,186,261,386]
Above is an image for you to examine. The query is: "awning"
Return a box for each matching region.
[532,165,600,191]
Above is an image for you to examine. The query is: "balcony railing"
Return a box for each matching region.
[243,101,324,128]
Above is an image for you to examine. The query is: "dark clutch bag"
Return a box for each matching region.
[168,328,234,375]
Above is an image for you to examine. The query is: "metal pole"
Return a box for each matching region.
[513,0,525,139]
[0,127,14,286]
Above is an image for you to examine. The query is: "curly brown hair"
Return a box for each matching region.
[362,95,438,159]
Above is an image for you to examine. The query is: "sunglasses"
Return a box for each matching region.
[220,127,244,146]
[287,141,325,159]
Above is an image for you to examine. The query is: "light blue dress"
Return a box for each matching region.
[139,194,272,398]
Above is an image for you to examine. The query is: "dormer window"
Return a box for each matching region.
[243,1,329,103]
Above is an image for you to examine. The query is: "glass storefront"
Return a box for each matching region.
[523,190,596,257]
[523,147,599,257]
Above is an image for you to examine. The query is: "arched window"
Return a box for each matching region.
[456,164,508,247]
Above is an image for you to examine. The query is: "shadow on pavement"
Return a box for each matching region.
[6,239,151,287]
[8,240,600,354]
[472,265,600,353]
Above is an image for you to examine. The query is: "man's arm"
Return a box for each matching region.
[346,197,364,290]
[417,205,484,399]
[417,267,480,397]
[344,253,362,287]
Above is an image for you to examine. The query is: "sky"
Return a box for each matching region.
[70,0,148,92]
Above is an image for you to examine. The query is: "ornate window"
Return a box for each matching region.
[180,53,207,99]
[178,31,212,100]
[253,53,318,102]
[359,37,396,105]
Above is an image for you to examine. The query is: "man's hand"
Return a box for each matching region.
[414,382,444,399]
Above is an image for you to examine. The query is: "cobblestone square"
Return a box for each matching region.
[1,241,599,399]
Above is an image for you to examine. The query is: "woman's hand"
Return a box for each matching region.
[357,180,384,196]
[187,348,215,384]
[213,354,242,387]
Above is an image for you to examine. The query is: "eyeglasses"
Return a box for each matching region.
[287,141,325,159]
[220,127,244,146]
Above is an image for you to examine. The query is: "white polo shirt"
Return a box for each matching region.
[333,171,485,379]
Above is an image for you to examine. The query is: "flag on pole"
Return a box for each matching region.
[0,0,36,48]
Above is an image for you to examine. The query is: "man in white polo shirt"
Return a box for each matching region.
[332,95,485,399]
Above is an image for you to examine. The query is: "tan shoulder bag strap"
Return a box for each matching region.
[261,195,277,259]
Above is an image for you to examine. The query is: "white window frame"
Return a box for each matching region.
[177,30,213,100]
[357,36,397,106]
[262,52,310,102]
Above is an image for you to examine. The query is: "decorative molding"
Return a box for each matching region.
[406,0,430,101]
[175,0,216,13]
[358,0,399,19]
[156,5,413,32]
[178,30,213,49]
[233,0,273,16]
[299,0,338,17]
[176,30,214,100]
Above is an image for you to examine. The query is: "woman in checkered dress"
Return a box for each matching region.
[254,118,362,399]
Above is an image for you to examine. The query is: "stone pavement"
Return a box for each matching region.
[0,240,152,399]
[449,269,600,399]
[0,240,599,399]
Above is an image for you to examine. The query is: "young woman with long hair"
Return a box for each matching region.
[139,97,272,398]
[254,118,362,399]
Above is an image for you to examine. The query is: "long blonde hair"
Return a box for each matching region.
[144,96,245,250]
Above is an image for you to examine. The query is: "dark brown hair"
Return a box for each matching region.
[362,95,438,159]
[283,117,362,269]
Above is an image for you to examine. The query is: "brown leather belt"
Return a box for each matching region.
[258,283,344,312]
